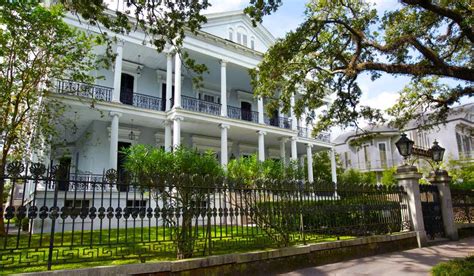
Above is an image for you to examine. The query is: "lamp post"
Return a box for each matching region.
[395,133,415,163]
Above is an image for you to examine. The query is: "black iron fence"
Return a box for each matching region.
[451,188,474,224]
[297,127,331,143]
[227,106,259,123]
[0,162,411,272]
[264,116,292,129]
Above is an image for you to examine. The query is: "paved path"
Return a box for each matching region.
[277,237,474,276]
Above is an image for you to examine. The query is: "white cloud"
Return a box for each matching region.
[361,90,399,113]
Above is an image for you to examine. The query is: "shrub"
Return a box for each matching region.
[381,167,397,186]
[432,255,474,276]
[338,169,377,186]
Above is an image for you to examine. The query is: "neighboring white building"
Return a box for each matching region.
[334,103,474,181]
[21,7,339,232]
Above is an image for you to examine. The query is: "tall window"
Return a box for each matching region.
[378,143,387,168]
[250,38,255,50]
[344,152,351,168]
[236,26,248,47]
[228,28,233,41]
[363,145,371,169]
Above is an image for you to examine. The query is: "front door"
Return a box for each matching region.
[270,109,279,127]
[241,101,252,121]
[120,73,134,105]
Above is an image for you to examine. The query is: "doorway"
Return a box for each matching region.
[241,101,252,121]
[161,83,175,111]
[120,73,134,105]
[117,142,132,190]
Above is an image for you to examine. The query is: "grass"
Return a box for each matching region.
[432,255,474,276]
[0,224,352,275]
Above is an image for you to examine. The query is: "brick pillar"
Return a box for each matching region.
[428,170,459,241]
[395,165,427,247]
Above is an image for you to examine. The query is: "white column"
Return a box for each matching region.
[164,120,172,152]
[258,130,266,162]
[257,97,264,124]
[279,137,288,164]
[112,41,124,103]
[172,116,183,148]
[109,112,121,169]
[290,94,297,131]
[165,53,173,111]
[220,60,227,117]
[220,124,230,166]
[330,148,338,185]
[307,144,314,182]
[174,53,182,108]
[290,136,298,161]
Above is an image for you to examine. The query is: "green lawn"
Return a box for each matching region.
[432,255,474,276]
[0,225,352,275]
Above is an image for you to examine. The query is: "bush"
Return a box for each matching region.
[338,169,377,186]
[432,255,474,276]
[445,158,474,190]
[256,196,403,236]
[381,167,397,186]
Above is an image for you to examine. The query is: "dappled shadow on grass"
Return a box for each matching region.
[0,226,356,275]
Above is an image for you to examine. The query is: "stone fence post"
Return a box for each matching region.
[395,165,427,247]
[428,170,459,241]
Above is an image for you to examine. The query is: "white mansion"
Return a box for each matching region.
[47,9,337,184]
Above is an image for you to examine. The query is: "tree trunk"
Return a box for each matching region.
[0,164,7,237]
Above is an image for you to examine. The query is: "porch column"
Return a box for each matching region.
[172,116,183,148]
[290,137,298,161]
[165,52,173,111]
[330,148,338,186]
[220,124,230,166]
[290,94,297,131]
[174,53,182,108]
[306,144,314,182]
[258,130,266,162]
[112,40,124,103]
[279,137,288,164]
[109,112,122,169]
[220,60,227,117]
[395,165,427,247]
[257,97,264,124]
[164,120,172,152]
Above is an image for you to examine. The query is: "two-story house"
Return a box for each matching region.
[334,103,474,182]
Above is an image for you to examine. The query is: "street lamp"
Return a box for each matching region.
[430,140,445,163]
[395,133,415,161]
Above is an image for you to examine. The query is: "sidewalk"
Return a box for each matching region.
[277,237,474,276]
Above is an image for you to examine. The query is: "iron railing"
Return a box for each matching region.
[56,79,112,102]
[182,96,221,116]
[132,93,163,111]
[264,116,292,129]
[0,162,411,273]
[451,188,474,224]
[297,127,331,143]
[227,106,259,123]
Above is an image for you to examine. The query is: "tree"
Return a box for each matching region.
[0,1,100,235]
[246,0,473,131]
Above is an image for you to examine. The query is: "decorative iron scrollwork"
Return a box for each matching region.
[105,169,117,183]
[7,161,24,177]
[30,163,46,178]
[5,206,15,220]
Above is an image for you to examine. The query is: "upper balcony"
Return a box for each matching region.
[297,126,331,143]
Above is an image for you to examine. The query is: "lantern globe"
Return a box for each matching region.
[395,133,414,159]
[431,140,445,163]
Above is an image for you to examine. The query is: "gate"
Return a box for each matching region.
[419,185,445,239]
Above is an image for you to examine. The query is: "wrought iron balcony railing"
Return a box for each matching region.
[56,79,112,102]
[297,126,331,143]
[264,116,292,129]
[182,95,221,116]
[133,93,164,111]
[227,106,259,123]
